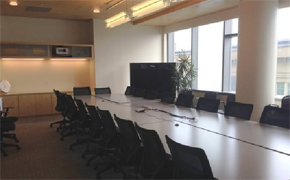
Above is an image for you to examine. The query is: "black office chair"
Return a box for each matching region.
[204,92,217,99]
[133,87,146,97]
[226,94,236,103]
[134,122,173,179]
[1,117,21,156]
[224,101,254,120]
[165,135,215,179]
[196,97,220,113]
[125,86,135,95]
[73,86,91,96]
[260,105,290,129]
[94,87,111,95]
[160,92,176,104]
[60,94,79,141]
[144,89,158,100]
[97,115,142,179]
[81,103,104,159]
[281,95,290,109]
[175,93,194,108]
[69,98,90,150]
[50,89,68,130]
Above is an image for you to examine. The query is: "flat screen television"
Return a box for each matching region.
[130,63,176,98]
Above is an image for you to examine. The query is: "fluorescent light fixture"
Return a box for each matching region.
[50,58,88,61]
[105,12,130,28]
[131,0,170,18]
[1,58,44,61]
[106,0,125,11]
[9,0,18,6]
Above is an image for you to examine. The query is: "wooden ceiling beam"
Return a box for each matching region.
[132,0,207,25]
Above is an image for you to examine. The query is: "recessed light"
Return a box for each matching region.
[93,8,100,13]
[9,0,18,6]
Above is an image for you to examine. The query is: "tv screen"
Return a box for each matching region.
[130,63,176,98]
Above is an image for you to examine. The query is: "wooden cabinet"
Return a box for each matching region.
[18,95,36,117]
[1,95,19,117]
[1,92,71,117]
[35,94,52,115]
[0,42,94,59]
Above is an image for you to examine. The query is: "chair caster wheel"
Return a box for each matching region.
[17,146,21,150]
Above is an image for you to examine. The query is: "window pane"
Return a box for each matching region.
[174,28,192,62]
[288,83,290,95]
[230,36,238,92]
[277,82,285,95]
[197,21,224,91]
[277,7,290,97]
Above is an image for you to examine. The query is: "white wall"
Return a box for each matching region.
[93,20,163,93]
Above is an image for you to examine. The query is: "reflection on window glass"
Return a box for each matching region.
[197,21,224,91]
[276,7,290,96]
[174,28,192,62]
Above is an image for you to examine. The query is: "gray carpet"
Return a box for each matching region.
[1,114,126,179]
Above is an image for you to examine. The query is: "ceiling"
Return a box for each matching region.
[0,0,240,26]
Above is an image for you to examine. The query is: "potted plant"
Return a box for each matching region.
[172,50,197,94]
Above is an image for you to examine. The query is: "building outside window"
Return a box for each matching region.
[276,82,285,96]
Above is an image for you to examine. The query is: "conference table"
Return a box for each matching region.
[76,94,290,179]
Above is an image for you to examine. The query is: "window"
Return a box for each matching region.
[288,83,290,95]
[167,18,238,92]
[277,82,285,96]
[223,18,238,92]
[276,8,290,97]
[197,22,224,91]
[168,28,192,62]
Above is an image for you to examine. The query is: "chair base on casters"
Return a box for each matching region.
[1,142,21,157]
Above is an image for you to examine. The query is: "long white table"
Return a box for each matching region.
[76,94,290,179]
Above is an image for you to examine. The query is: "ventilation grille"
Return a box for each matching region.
[25,6,52,12]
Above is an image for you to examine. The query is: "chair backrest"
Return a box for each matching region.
[196,97,220,113]
[175,93,194,108]
[64,94,79,120]
[97,107,119,148]
[165,135,215,179]
[160,92,176,104]
[281,95,290,109]
[73,86,91,96]
[125,86,135,95]
[74,98,90,126]
[94,87,111,95]
[53,89,64,112]
[85,103,103,138]
[133,87,146,97]
[224,101,254,120]
[134,122,168,178]
[204,92,217,99]
[226,94,236,104]
[144,89,158,100]
[260,105,290,129]
[114,115,141,163]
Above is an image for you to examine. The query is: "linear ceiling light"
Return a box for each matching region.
[1,58,44,61]
[105,12,130,28]
[131,0,170,18]
[106,0,125,11]
[50,58,88,61]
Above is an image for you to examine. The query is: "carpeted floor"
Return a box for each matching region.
[0,114,126,179]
